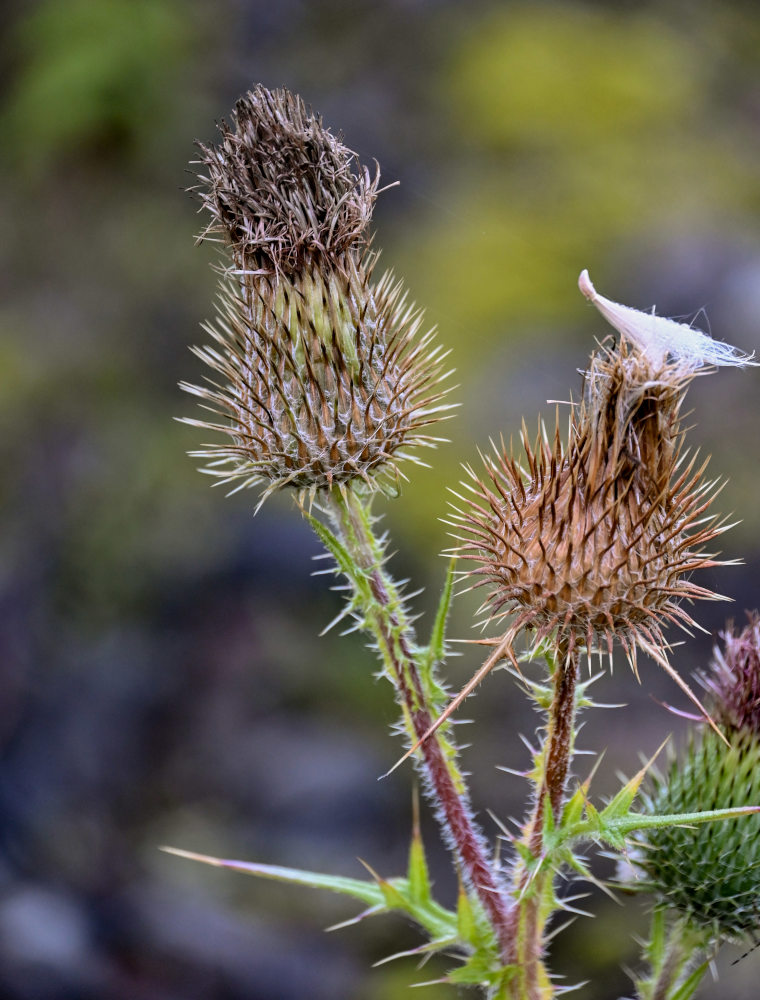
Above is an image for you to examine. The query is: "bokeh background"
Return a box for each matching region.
[2,1,760,998]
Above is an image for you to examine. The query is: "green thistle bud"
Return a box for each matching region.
[183,86,452,505]
[636,729,760,941]
[635,618,760,941]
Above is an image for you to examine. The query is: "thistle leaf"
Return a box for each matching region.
[423,557,457,669]
[668,960,711,1000]
[600,739,668,823]
[160,847,386,906]
[407,792,432,905]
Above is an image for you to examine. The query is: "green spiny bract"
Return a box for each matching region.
[635,728,760,941]
[183,86,452,505]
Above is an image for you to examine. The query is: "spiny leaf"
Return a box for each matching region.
[561,777,593,830]
[445,951,514,987]
[456,879,476,943]
[407,790,432,905]
[453,880,497,952]
[356,859,459,941]
[162,846,462,943]
[357,858,409,910]
[303,510,367,590]
[423,557,457,670]
[600,804,760,839]
[601,739,668,822]
[372,938,455,967]
[160,847,385,906]
[563,804,760,851]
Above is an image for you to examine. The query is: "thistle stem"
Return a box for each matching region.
[530,640,578,850]
[636,913,710,1000]
[508,640,579,1000]
[323,487,515,959]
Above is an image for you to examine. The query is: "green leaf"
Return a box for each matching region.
[425,557,457,667]
[160,847,386,907]
[561,784,588,829]
[600,804,760,839]
[162,846,461,943]
[646,907,667,968]
[446,951,507,986]
[668,959,710,1000]
[407,795,432,905]
[303,511,365,589]
[601,740,668,823]
[456,880,476,942]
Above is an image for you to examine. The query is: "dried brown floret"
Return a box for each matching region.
[193,85,380,276]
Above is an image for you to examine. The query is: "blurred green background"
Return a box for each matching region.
[2,1,760,998]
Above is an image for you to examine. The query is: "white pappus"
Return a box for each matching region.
[579,269,757,370]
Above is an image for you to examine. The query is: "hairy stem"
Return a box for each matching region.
[636,913,709,1000]
[324,487,514,959]
[530,641,578,851]
[508,641,579,1000]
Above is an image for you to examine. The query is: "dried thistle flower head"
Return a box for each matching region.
[194,85,379,276]
[183,86,452,506]
[452,272,753,677]
[700,612,760,736]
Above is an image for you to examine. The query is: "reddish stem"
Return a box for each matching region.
[330,490,515,959]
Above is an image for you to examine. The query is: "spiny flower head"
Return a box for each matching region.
[699,612,760,736]
[183,86,452,506]
[636,728,760,942]
[634,619,760,941]
[451,271,754,673]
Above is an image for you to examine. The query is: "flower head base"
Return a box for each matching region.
[184,87,452,505]
[452,273,749,671]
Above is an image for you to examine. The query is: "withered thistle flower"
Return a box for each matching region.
[451,271,755,684]
[183,86,452,506]
[699,613,760,735]
[635,618,760,941]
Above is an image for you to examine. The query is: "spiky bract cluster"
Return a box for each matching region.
[184,259,449,500]
[451,339,727,664]
[185,86,451,503]
[700,613,760,735]
[637,729,760,941]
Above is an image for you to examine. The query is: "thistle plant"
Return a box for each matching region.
[168,85,760,1000]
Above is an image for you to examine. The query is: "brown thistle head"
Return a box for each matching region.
[451,271,755,671]
[194,85,379,276]
[183,86,452,506]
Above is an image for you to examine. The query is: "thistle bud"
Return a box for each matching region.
[183,86,451,505]
[451,273,752,672]
[634,619,760,941]
[636,730,760,941]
